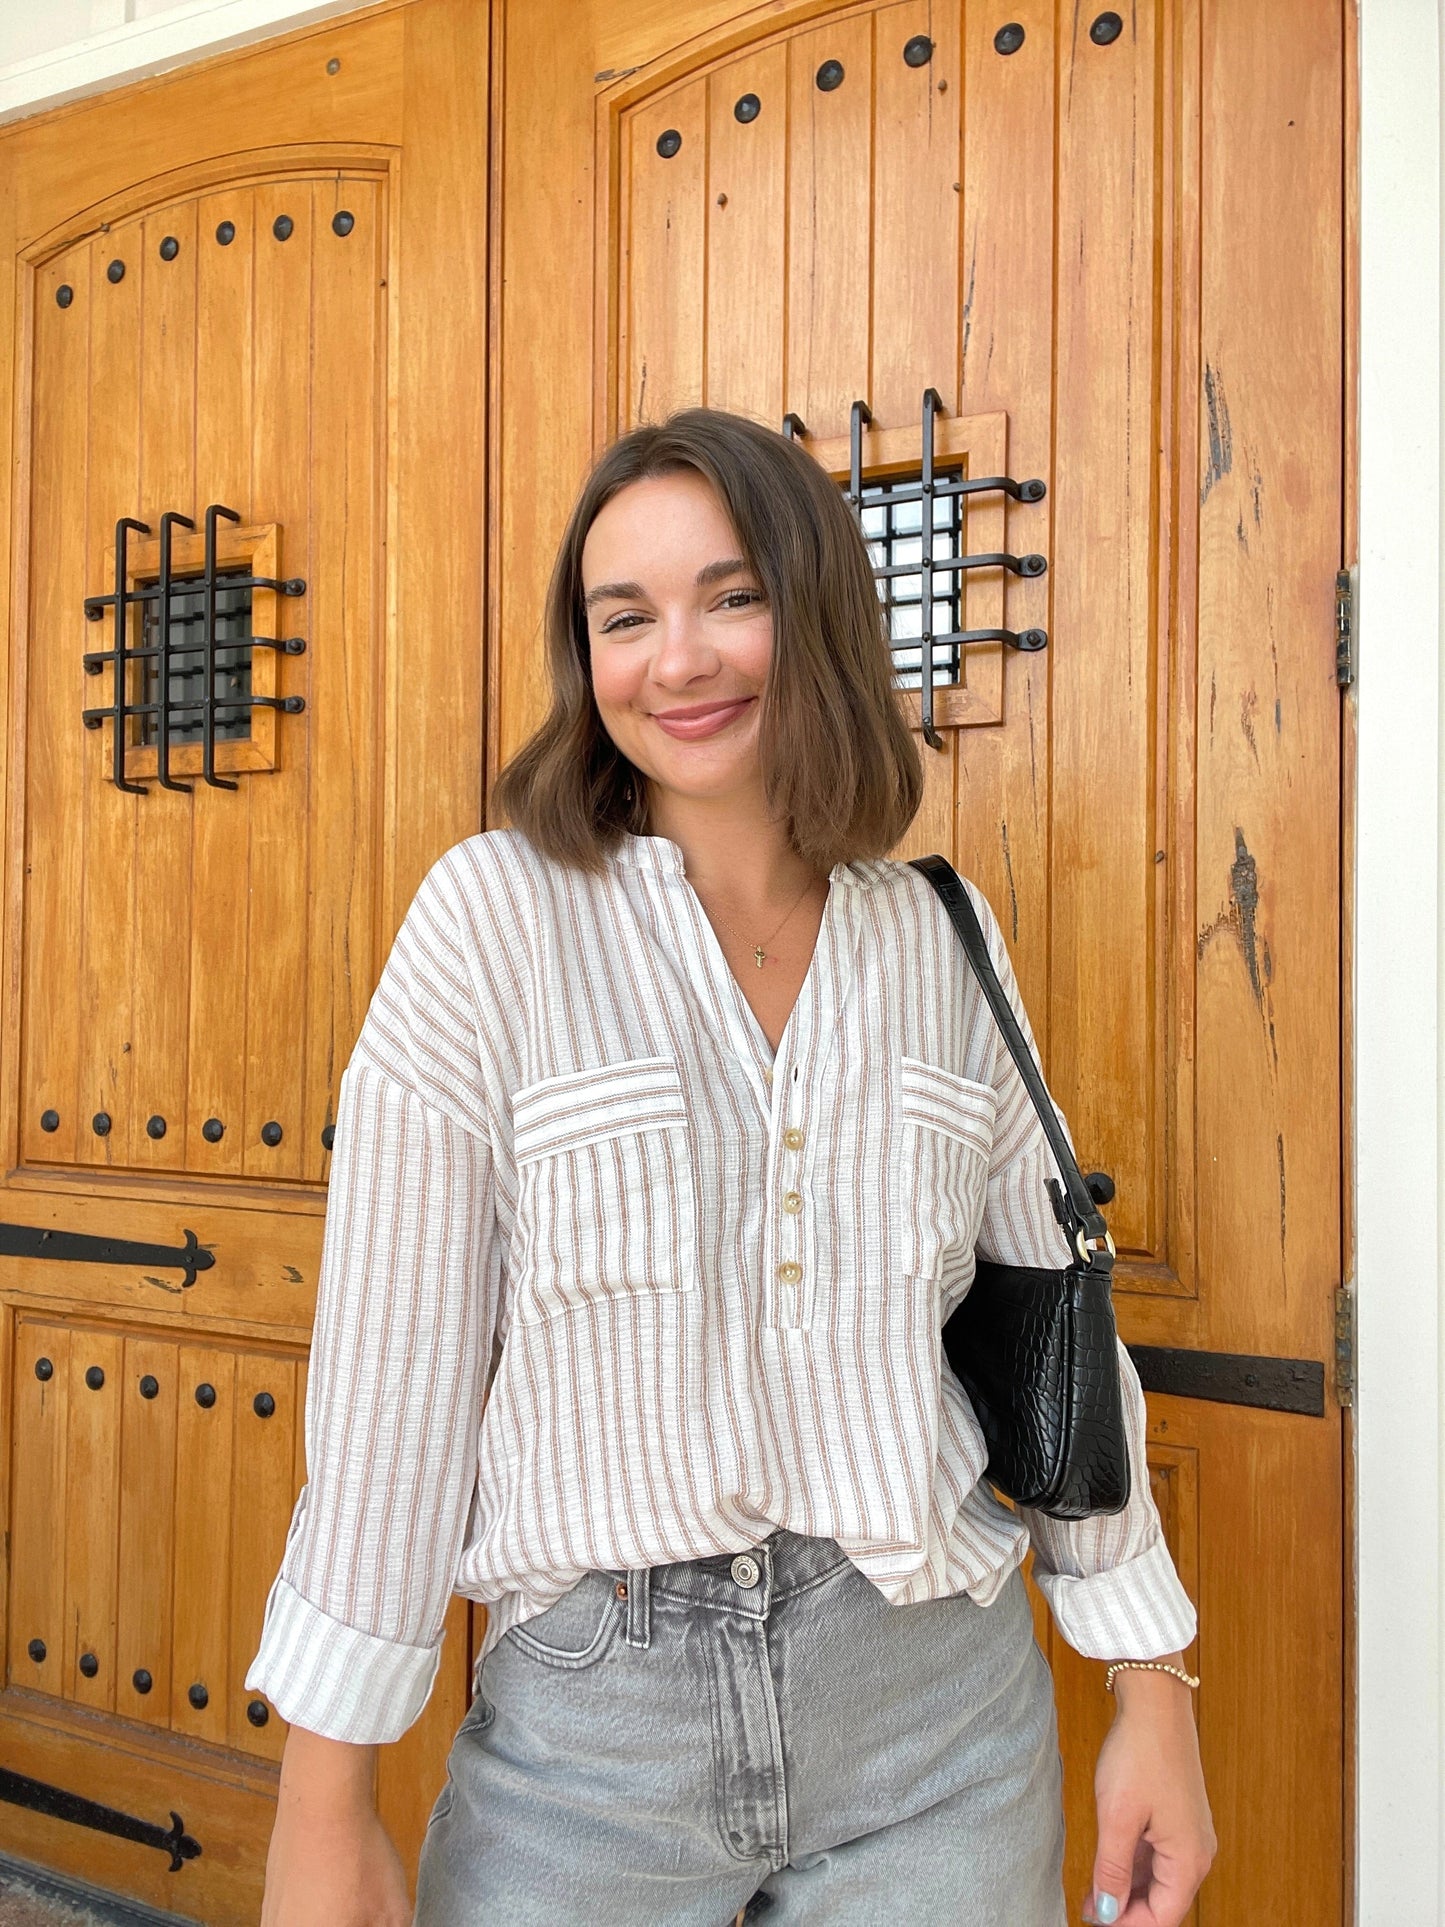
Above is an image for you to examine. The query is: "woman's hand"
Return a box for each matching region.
[1081,1657,1216,1926]
[260,1726,412,1927]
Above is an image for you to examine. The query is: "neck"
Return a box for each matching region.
[641,786,823,904]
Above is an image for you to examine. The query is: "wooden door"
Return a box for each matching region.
[492,1,1349,1921]
[0,1,486,1915]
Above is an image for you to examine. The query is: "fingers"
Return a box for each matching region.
[1087,1813,1148,1924]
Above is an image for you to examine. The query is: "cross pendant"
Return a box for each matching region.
[753,946,767,969]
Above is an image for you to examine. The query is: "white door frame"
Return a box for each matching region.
[1355,3,1442,1920]
[0,0,1439,1918]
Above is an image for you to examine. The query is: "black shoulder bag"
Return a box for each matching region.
[908,854,1131,1520]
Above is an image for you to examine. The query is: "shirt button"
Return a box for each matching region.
[776,1260,802,1284]
[783,1126,804,1150]
[731,1554,760,1589]
[782,1191,802,1213]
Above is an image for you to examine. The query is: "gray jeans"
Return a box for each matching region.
[414,1530,1066,1925]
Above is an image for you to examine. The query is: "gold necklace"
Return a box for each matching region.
[707,873,820,969]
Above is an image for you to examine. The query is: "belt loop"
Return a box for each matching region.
[625,1566,651,1648]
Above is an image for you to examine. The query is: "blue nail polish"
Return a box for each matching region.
[1094,1895,1120,1925]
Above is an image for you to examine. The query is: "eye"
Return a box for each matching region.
[598,610,648,635]
[718,587,766,611]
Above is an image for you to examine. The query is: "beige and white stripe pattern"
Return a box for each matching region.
[246,827,1197,1744]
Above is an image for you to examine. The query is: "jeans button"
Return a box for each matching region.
[731,1553,760,1589]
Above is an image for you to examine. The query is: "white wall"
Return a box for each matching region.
[1355,2,1443,1920]
[0,0,1440,1918]
[0,0,363,123]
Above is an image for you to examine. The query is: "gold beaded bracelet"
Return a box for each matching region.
[1105,1660,1201,1694]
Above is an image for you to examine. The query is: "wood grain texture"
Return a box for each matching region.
[1,0,488,1898]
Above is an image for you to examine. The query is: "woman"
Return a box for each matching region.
[249,407,1214,1926]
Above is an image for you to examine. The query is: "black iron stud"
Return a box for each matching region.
[1086,1170,1117,1204]
[159,236,180,261]
[146,1115,166,1140]
[321,1124,336,1150]
[903,34,933,66]
[55,285,73,308]
[995,22,1026,54]
[85,1366,105,1391]
[41,1109,60,1132]
[734,93,761,123]
[816,58,844,91]
[35,1358,53,1382]
[327,56,340,73]
[273,215,294,242]
[139,1375,159,1400]
[195,1383,217,1409]
[188,1682,208,1710]
[133,1669,153,1694]
[254,1392,276,1419]
[332,210,355,237]
[1090,11,1124,44]
[203,1117,225,1142]
[261,1120,283,1146]
[93,1112,111,1136]
[79,1652,99,1678]
[106,260,125,284]
[216,220,236,246]
[247,1699,270,1727]
[656,129,682,159]
[27,1639,46,1663]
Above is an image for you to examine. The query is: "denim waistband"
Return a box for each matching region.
[606,1528,852,1647]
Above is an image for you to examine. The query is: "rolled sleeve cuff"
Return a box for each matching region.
[244,1576,442,1744]
[1031,1536,1199,1661]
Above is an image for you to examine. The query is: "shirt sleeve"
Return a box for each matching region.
[964,880,1199,1662]
[244,852,507,1743]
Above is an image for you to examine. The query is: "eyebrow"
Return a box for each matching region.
[582,557,752,611]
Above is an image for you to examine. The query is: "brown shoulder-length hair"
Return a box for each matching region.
[490,406,924,877]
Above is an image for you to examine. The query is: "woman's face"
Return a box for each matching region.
[580,469,773,811]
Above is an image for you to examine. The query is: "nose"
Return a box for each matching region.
[649,604,718,686]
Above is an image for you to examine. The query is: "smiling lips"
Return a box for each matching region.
[650,697,755,740]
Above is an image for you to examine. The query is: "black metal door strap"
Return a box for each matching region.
[1127,1345,1326,1418]
[783,391,1049,748]
[0,1770,200,1873]
[0,1222,213,1287]
[81,505,306,793]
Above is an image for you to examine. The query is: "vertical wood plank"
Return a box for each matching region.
[625,80,708,425]
[304,176,383,1182]
[129,200,199,1173]
[784,14,874,441]
[1049,2,1161,1251]
[115,1335,179,1728]
[75,227,141,1172]
[170,1343,236,1746]
[870,0,961,424]
[21,243,92,1169]
[1193,0,1342,1359]
[187,185,256,1180]
[704,42,788,423]
[63,1327,124,1711]
[243,181,312,1183]
[950,0,1057,1033]
[9,1323,70,1700]
[228,1352,295,1760]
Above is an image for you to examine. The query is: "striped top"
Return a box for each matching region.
[246,827,1197,1745]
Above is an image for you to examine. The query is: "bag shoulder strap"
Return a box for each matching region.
[907,853,1110,1252]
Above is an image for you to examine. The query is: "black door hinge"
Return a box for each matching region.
[1335,569,1355,687]
[1334,1283,1355,1407]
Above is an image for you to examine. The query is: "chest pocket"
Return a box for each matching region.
[894,1056,998,1282]
[511,1056,699,1321]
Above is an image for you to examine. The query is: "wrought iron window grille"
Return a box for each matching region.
[784,390,1049,748]
[83,504,306,792]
